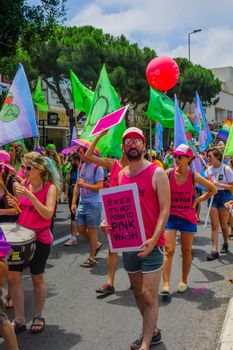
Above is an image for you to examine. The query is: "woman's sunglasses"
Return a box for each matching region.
[21,164,34,172]
[173,154,188,159]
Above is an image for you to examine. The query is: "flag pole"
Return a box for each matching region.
[204,160,224,229]
[149,119,152,161]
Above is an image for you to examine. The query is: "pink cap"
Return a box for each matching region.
[122,127,146,142]
[172,144,194,158]
[0,150,15,173]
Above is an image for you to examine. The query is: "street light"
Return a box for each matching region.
[188,29,202,61]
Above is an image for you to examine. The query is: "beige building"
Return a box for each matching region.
[38,79,85,151]
[206,67,233,126]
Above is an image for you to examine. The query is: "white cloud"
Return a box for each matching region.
[68,0,233,68]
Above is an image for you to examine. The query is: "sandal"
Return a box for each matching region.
[5,295,14,309]
[80,258,96,268]
[95,243,103,257]
[30,316,45,334]
[12,319,27,334]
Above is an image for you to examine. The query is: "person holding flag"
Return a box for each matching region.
[162,144,216,295]
[205,148,233,260]
[85,129,129,294]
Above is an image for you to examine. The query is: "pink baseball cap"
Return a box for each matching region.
[122,127,146,142]
[0,150,15,173]
[172,144,194,158]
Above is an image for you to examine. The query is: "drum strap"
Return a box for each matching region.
[3,174,11,209]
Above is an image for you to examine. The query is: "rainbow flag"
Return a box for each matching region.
[217,117,232,142]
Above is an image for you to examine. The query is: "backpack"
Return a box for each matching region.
[78,163,109,188]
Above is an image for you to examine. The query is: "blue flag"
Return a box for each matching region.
[0,64,38,146]
[70,125,77,146]
[174,95,188,148]
[155,122,163,153]
[174,95,206,183]
[195,92,213,152]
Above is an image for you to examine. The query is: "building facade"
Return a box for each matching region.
[206,67,233,127]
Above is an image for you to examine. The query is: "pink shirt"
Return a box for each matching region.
[17,182,53,244]
[121,163,165,247]
[109,160,121,187]
[169,169,197,224]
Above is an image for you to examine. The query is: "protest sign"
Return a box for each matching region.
[99,183,146,252]
[90,105,129,137]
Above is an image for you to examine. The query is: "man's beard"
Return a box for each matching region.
[125,148,143,161]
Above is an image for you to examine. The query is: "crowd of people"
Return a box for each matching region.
[0,132,233,350]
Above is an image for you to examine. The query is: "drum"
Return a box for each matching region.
[1,223,36,267]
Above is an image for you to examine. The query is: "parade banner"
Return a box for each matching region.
[100,183,146,253]
[90,105,129,136]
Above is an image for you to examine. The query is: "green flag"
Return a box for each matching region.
[146,87,194,133]
[81,64,126,158]
[224,123,233,156]
[70,69,94,115]
[32,77,48,113]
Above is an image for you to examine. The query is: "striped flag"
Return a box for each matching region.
[217,117,232,142]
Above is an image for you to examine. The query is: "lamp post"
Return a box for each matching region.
[188,29,202,61]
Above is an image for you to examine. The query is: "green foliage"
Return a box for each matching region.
[168,57,221,108]
[0,0,66,57]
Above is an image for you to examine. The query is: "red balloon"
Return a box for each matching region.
[146,56,180,91]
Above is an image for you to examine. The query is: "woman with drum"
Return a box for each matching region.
[7,152,59,334]
[0,150,20,310]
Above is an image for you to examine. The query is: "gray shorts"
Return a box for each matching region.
[122,247,164,273]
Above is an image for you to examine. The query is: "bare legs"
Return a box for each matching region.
[209,208,229,251]
[7,271,47,330]
[129,270,161,350]
[163,230,194,289]
[77,224,101,261]
[107,251,119,286]
[0,320,19,350]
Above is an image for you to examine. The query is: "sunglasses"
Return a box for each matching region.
[173,154,188,160]
[21,164,34,172]
[124,138,142,146]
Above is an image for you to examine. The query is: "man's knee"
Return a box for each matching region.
[142,288,157,306]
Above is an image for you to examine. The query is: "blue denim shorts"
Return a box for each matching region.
[208,190,233,210]
[76,202,102,228]
[122,247,164,273]
[165,214,197,233]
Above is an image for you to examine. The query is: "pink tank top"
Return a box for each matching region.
[17,182,53,244]
[121,163,165,246]
[169,169,197,224]
[109,160,121,187]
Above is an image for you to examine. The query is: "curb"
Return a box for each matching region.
[217,297,233,349]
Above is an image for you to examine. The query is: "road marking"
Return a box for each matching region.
[53,234,70,246]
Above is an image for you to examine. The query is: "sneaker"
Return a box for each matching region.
[220,243,229,254]
[130,329,162,349]
[64,237,77,246]
[96,283,115,294]
[161,286,170,295]
[177,283,188,293]
[206,251,219,261]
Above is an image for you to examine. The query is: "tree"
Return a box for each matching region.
[6,25,156,131]
[168,57,221,109]
[0,0,66,57]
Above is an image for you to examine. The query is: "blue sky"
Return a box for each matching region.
[28,0,233,69]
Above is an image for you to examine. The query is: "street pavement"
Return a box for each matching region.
[1,202,233,350]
